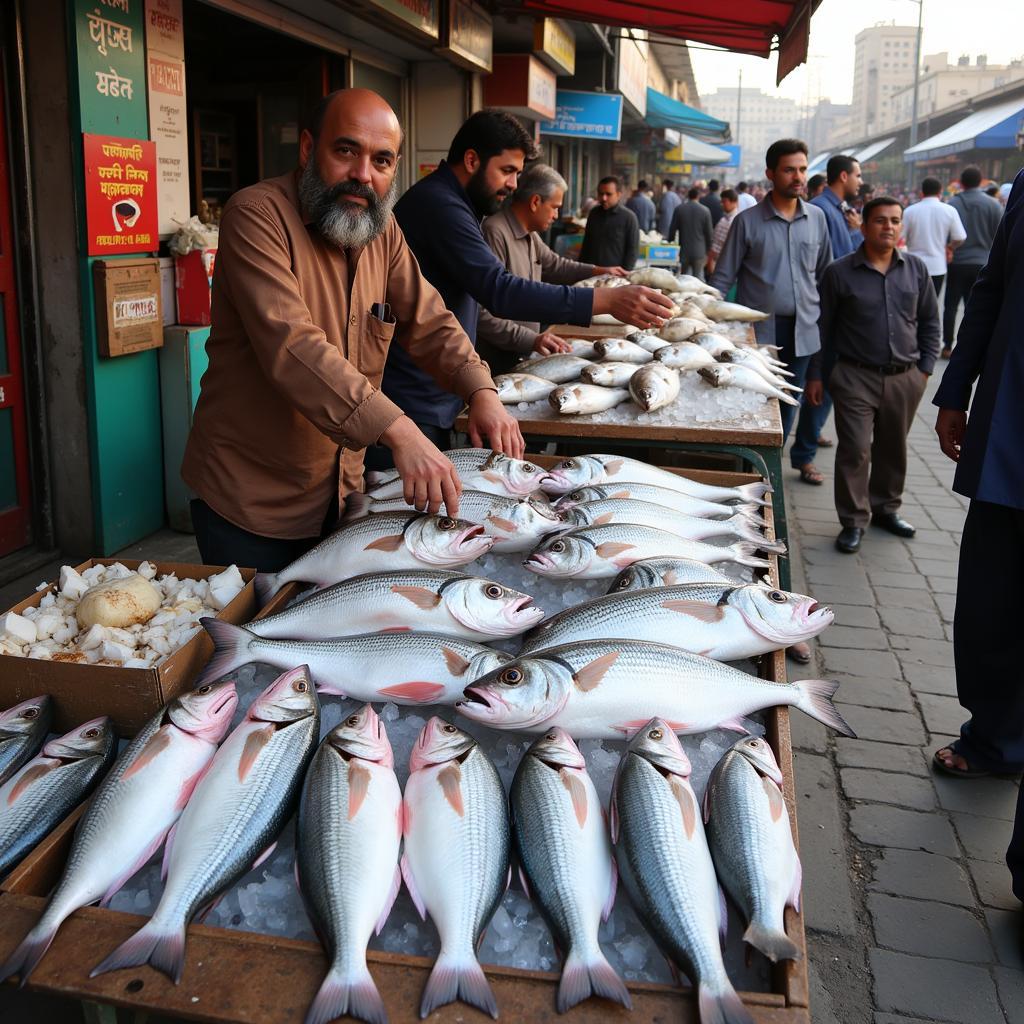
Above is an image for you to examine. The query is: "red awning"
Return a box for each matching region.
[517,0,817,82]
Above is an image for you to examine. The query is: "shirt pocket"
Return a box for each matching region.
[799,240,820,273]
[360,314,397,384]
[892,286,919,323]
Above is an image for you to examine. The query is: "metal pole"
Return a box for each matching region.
[736,68,742,177]
[907,0,924,187]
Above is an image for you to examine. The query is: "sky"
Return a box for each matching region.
[688,0,1024,107]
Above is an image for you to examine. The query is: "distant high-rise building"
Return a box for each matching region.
[850,23,918,139]
[702,87,798,180]
[799,99,853,158]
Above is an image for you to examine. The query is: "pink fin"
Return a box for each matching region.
[376,865,402,935]
[595,541,635,559]
[390,585,441,610]
[559,767,589,827]
[252,841,277,870]
[762,775,786,821]
[441,647,471,677]
[306,966,387,1024]
[176,762,212,812]
[238,724,275,782]
[90,919,188,984]
[378,626,412,633]
[719,717,751,735]
[400,853,427,920]
[602,856,618,922]
[698,980,755,1024]
[364,533,405,552]
[557,949,632,1013]
[592,512,615,526]
[121,728,172,782]
[486,514,517,533]
[438,762,464,816]
[669,776,697,838]
[518,865,532,900]
[572,651,620,692]
[348,763,372,820]
[0,923,60,988]
[315,682,349,697]
[660,599,725,623]
[420,953,497,1020]
[377,681,445,703]
[7,762,59,805]
[603,459,624,476]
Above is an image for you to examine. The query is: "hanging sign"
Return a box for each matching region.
[147,55,189,233]
[83,133,159,255]
[438,0,492,73]
[540,91,623,141]
[532,18,574,76]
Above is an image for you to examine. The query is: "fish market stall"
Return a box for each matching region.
[0,460,818,1023]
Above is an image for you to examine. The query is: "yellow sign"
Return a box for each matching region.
[533,17,575,76]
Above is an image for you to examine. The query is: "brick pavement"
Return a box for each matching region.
[788,369,1024,1023]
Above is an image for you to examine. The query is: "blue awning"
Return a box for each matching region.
[644,88,729,141]
[904,98,1024,161]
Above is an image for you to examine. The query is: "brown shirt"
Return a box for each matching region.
[182,172,496,539]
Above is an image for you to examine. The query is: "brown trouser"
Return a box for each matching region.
[828,360,928,528]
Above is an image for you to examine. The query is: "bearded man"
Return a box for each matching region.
[182,89,522,571]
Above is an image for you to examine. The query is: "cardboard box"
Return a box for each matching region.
[93,258,164,357]
[0,560,298,737]
[158,256,176,326]
[175,248,216,325]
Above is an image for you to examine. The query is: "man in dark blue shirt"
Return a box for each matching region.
[375,112,672,461]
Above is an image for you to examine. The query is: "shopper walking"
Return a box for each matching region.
[625,180,656,232]
[706,187,739,276]
[901,177,966,297]
[668,187,714,279]
[805,196,940,554]
[580,176,641,271]
[943,165,1002,357]
[700,178,724,226]
[656,178,681,238]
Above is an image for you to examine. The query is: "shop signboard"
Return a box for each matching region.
[361,0,439,43]
[145,0,183,59]
[532,18,575,76]
[482,55,556,122]
[438,0,492,73]
[616,36,647,118]
[719,144,741,169]
[539,91,623,141]
[75,0,148,138]
[147,55,188,234]
[83,133,159,256]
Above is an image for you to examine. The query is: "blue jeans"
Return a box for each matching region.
[791,391,833,468]
[771,316,812,443]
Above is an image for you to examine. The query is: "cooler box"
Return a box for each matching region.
[159,325,210,532]
[174,248,216,325]
[640,243,680,264]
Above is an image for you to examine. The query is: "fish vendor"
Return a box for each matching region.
[182,89,523,572]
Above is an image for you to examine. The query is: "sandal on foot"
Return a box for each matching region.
[797,464,824,486]
[932,745,991,778]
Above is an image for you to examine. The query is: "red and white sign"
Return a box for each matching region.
[147,54,188,234]
[83,132,159,255]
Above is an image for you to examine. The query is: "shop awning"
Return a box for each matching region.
[853,137,895,164]
[678,134,733,165]
[806,152,830,174]
[645,88,730,141]
[516,0,822,82]
[903,98,1024,161]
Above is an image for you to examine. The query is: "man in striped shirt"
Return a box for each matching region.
[707,188,739,276]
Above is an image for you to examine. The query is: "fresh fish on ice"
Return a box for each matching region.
[629,363,680,412]
[687,294,770,322]
[510,354,592,383]
[691,332,737,359]
[698,365,800,406]
[654,341,718,371]
[494,373,558,404]
[631,331,671,353]
[366,450,548,499]
[658,317,716,344]
[607,557,734,593]
[581,361,640,388]
[674,275,721,298]
[594,339,653,365]
[555,484,761,523]
[549,383,631,415]
[628,267,681,292]
[718,347,794,379]
[0,695,52,786]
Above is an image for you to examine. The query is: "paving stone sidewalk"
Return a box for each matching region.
[788,369,1024,1023]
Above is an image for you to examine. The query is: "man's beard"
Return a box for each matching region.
[464,166,509,218]
[299,159,399,249]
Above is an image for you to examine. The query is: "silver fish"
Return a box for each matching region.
[366,449,547,499]
[297,705,402,1024]
[0,681,238,987]
[549,383,631,415]
[594,338,653,365]
[718,347,795,379]
[657,317,714,343]
[705,736,802,964]
[629,363,680,412]
[524,523,771,579]
[607,557,733,593]
[538,454,772,506]
[581,361,640,388]
[510,353,592,383]
[555,484,761,523]
[628,267,680,291]
[675,275,722,298]
[689,296,770,322]
[611,721,755,1024]
[0,717,116,878]
[510,728,629,1012]
[197,620,511,705]
[698,365,800,406]
[402,718,509,1019]
[691,332,737,359]
[243,570,544,643]
[557,498,784,553]
[457,639,856,740]
[631,331,672,353]
[0,696,53,785]
[519,582,832,659]
[553,338,601,360]
[91,667,320,983]
[654,341,718,371]
[255,512,493,603]
[494,373,559,404]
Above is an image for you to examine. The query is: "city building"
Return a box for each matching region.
[702,87,798,180]
[850,23,918,139]
[798,99,852,162]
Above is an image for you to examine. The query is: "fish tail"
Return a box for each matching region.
[733,502,765,525]
[728,542,772,570]
[737,481,772,505]
[698,980,756,1024]
[253,572,280,607]
[195,617,255,687]
[774,388,801,406]
[557,947,632,1013]
[794,679,856,737]
[0,917,63,987]
[420,951,497,1020]
[305,963,387,1024]
[728,515,787,555]
[742,921,802,964]
[90,917,187,983]
[343,491,374,521]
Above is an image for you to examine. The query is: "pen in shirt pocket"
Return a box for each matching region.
[369,301,395,323]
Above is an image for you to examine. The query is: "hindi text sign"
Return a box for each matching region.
[83,133,159,255]
[147,55,188,233]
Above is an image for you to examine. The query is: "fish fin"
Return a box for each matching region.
[592,512,615,526]
[161,821,179,882]
[668,776,697,838]
[603,459,625,476]
[559,767,589,827]
[347,762,372,820]
[253,573,280,608]
[660,599,725,623]
[718,886,729,947]
[390,585,442,610]
[726,514,787,555]
[176,760,214,812]
[742,922,801,964]
[557,948,632,1013]
[251,841,277,871]
[364,533,406,552]
[602,857,618,922]
[377,681,446,704]
[698,982,756,1024]
[121,727,174,782]
[440,646,471,677]
[738,482,771,506]
[719,717,750,735]
[343,491,374,520]
[90,918,188,984]
[420,953,497,1020]
[195,894,224,924]
[6,761,60,805]
[777,391,800,406]
[762,776,786,821]
[727,542,771,570]
[238,724,275,782]
[594,541,635,559]
[0,918,63,988]
[517,866,532,900]
[572,651,620,692]
[400,853,427,920]
[790,857,804,913]
[100,829,171,907]
[437,763,464,816]
[479,470,504,485]
[306,964,387,1024]
[486,514,517,533]
[794,680,856,736]
[315,682,349,697]
[195,618,254,687]
[375,865,402,936]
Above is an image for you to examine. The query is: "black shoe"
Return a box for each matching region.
[836,527,863,553]
[871,512,916,538]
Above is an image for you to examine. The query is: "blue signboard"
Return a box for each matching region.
[540,90,623,140]
[719,145,741,169]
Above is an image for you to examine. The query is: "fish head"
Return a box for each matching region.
[697,365,727,388]
[626,718,692,778]
[554,487,606,510]
[442,578,544,637]
[524,531,592,578]
[169,680,239,743]
[730,735,784,786]
[548,386,581,414]
[409,715,476,771]
[0,694,51,739]
[467,648,514,681]
[328,704,393,768]
[406,514,493,567]
[494,375,517,399]
[527,726,586,771]
[248,665,319,724]
[457,657,570,730]
[482,451,545,496]
[556,506,588,529]
[733,585,834,644]
[607,563,651,594]
[537,455,601,495]
[42,716,114,761]
[582,365,611,385]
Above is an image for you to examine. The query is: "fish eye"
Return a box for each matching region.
[551,540,566,553]
[616,573,633,589]
[294,680,308,693]
[347,715,360,727]
[484,584,504,599]
[648,727,663,740]
[197,685,212,695]
[546,731,558,740]
[84,727,100,738]
[22,708,38,720]
[442,723,457,734]
[559,459,575,469]
[437,517,456,530]
[768,590,787,603]
[521,463,538,474]
[500,668,524,685]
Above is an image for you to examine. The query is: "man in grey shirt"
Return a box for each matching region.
[710,138,832,441]
[943,165,1003,357]
[656,179,681,238]
[668,187,714,279]
[625,180,656,232]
